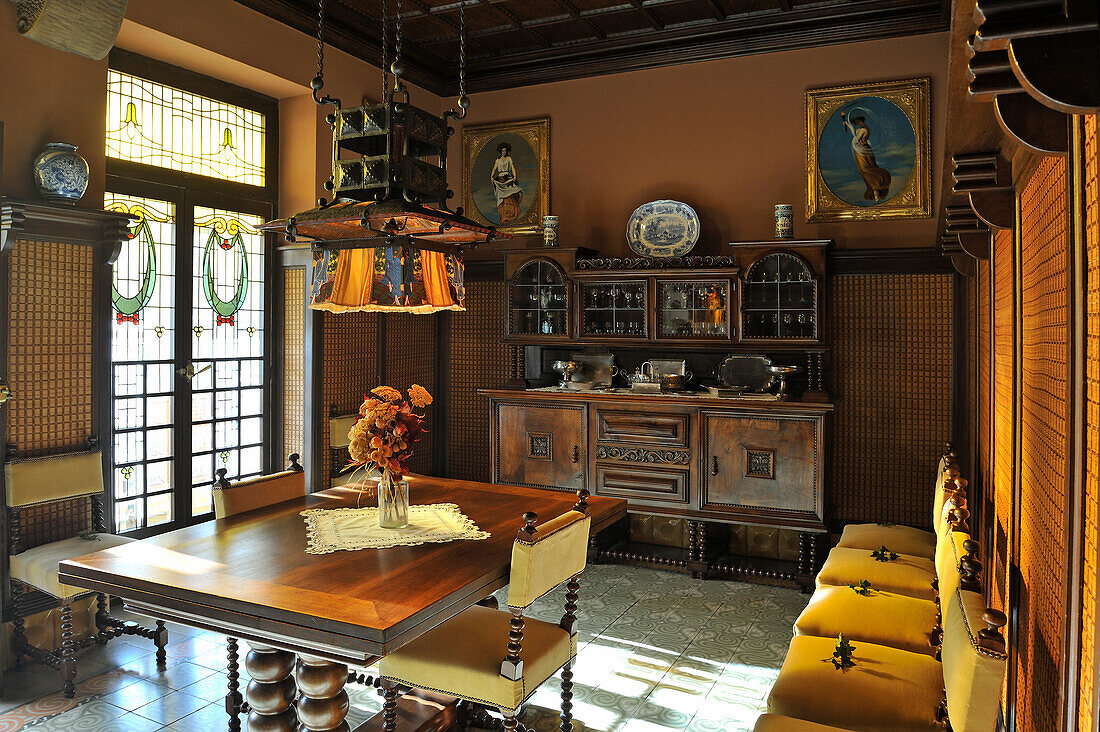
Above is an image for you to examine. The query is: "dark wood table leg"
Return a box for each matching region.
[796,531,819,593]
[296,654,350,732]
[687,521,709,578]
[245,642,298,731]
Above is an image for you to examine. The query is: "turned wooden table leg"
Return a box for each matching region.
[245,642,298,732]
[59,599,76,698]
[296,654,350,732]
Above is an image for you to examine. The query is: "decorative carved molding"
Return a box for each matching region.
[594,445,690,465]
[951,152,1013,232]
[577,255,736,271]
[0,198,132,262]
[993,93,1069,155]
[944,205,991,260]
[940,235,978,277]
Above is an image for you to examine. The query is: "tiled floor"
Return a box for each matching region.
[0,565,805,731]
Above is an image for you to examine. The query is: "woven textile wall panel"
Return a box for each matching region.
[992,227,1015,613]
[448,282,507,482]
[1080,112,1099,731]
[382,313,436,476]
[1016,154,1069,732]
[282,268,305,462]
[320,312,377,490]
[976,259,991,545]
[827,273,953,527]
[7,240,94,455]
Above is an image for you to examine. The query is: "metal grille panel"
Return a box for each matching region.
[320,312,377,489]
[383,313,436,476]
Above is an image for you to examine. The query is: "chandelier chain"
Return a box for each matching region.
[381,0,389,99]
[395,0,403,75]
[314,0,327,83]
[458,1,466,99]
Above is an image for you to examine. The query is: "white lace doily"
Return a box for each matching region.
[301,503,491,554]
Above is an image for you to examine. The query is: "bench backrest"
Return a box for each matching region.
[941,587,1008,731]
[213,455,306,519]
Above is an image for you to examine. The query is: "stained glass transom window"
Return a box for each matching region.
[106,69,266,186]
[105,194,177,532]
[190,207,266,516]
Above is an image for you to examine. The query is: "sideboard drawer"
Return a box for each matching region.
[596,409,689,447]
[594,464,689,504]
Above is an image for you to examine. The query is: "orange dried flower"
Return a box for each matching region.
[371,386,402,403]
[408,384,433,408]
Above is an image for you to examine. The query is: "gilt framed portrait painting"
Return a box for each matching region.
[462,117,550,234]
[805,78,931,222]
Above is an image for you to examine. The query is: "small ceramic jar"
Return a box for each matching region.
[774,204,794,240]
[33,143,89,204]
[542,215,559,247]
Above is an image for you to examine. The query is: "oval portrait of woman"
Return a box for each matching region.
[816,95,916,208]
[469,132,539,225]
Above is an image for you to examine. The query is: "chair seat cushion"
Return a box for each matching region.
[794,585,939,657]
[816,547,937,601]
[837,524,937,559]
[11,534,135,599]
[754,713,853,731]
[379,604,575,713]
[767,635,944,732]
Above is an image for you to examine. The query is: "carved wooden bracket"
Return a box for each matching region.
[0,198,132,263]
[966,46,1020,103]
[944,204,991,261]
[940,235,978,277]
[973,0,1099,114]
[951,152,1013,230]
[993,93,1070,155]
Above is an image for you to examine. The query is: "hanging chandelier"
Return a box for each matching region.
[259,0,500,314]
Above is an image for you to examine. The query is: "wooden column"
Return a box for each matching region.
[244,643,298,732]
[296,654,351,732]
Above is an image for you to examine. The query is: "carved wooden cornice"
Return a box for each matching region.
[951,152,1013,230]
[0,198,132,264]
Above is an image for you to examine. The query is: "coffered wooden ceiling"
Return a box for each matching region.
[236,0,949,94]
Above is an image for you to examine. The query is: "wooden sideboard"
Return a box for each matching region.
[480,388,833,588]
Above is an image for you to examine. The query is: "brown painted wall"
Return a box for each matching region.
[448,32,949,254]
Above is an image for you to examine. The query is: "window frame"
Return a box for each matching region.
[104,51,280,538]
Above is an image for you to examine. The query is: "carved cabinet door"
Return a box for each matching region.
[493,402,586,492]
[701,411,825,529]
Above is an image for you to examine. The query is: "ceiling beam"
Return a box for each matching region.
[625,0,665,30]
[551,0,608,39]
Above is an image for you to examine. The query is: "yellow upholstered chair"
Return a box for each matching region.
[212,453,306,519]
[329,409,360,486]
[940,588,1008,731]
[753,714,852,731]
[211,454,307,729]
[379,490,593,732]
[5,447,168,698]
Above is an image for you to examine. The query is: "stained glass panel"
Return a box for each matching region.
[105,194,177,532]
[190,206,265,517]
[106,70,266,186]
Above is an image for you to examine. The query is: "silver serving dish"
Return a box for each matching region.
[644,359,687,378]
[571,353,618,388]
[717,355,776,392]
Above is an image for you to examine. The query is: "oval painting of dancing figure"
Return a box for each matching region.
[817,95,916,207]
[470,132,539,226]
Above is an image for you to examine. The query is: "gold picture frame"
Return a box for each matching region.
[805,78,931,222]
[462,117,550,234]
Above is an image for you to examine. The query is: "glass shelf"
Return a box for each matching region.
[581,281,646,337]
[510,260,568,337]
[741,253,818,339]
[658,281,729,338]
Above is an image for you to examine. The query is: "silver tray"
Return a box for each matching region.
[646,358,687,377]
[571,353,617,388]
[717,354,776,392]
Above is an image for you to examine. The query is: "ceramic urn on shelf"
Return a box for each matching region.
[32,142,89,204]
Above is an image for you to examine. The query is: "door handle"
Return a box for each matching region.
[571,445,580,463]
[0,383,12,407]
[712,456,719,475]
[177,362,212,382]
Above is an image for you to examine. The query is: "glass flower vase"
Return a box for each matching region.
[377,470,409,529]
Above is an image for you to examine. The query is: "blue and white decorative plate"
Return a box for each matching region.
[626,200,700,258]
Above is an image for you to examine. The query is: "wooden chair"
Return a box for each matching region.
[211,453,307,731]
[329,406,360,487]
[4,444,167,697]
[378,489,593,732]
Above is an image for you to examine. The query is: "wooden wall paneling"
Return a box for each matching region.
[1079,111,1100,732]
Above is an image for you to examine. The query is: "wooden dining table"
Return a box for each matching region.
[58,476,627,732]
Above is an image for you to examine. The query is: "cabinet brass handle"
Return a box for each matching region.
[712,456,719,475]
[572,445,579,463]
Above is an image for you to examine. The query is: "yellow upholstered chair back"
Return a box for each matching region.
[213,454,307,519]
[329,412,359,486]
[5,450,104,508]
[506,505,591,611]
[941,587,1008,731]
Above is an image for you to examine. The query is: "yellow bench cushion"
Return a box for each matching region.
[794,585,939,657]
[767,635,944,732]
[379,604,575,713]
[754,714,852,731]
[837,524,937,559]
[11,534,134,599]
[816,547,937,601]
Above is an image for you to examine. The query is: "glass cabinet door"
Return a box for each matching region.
[657,280,731,338]
[741,253,817,339]
[509,259,568,336]
[580,280,646,337]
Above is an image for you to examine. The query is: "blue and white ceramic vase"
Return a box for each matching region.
[32,143,89,205]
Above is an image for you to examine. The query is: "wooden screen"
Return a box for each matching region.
[827,273,954,526]
[1081,112,1100,731]
[383,313,436,476]
[1016,155,1069,731]
[7,241,95,456]
[992,226,1015,613]
[282,268,305,465]
[448,281,508,482]
[320,312,378,489]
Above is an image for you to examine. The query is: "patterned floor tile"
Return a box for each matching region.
[34,700,127,731]
[130,691,208,726]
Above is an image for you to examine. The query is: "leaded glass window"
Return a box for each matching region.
[104,194,177,532]
[106,69,266,186]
